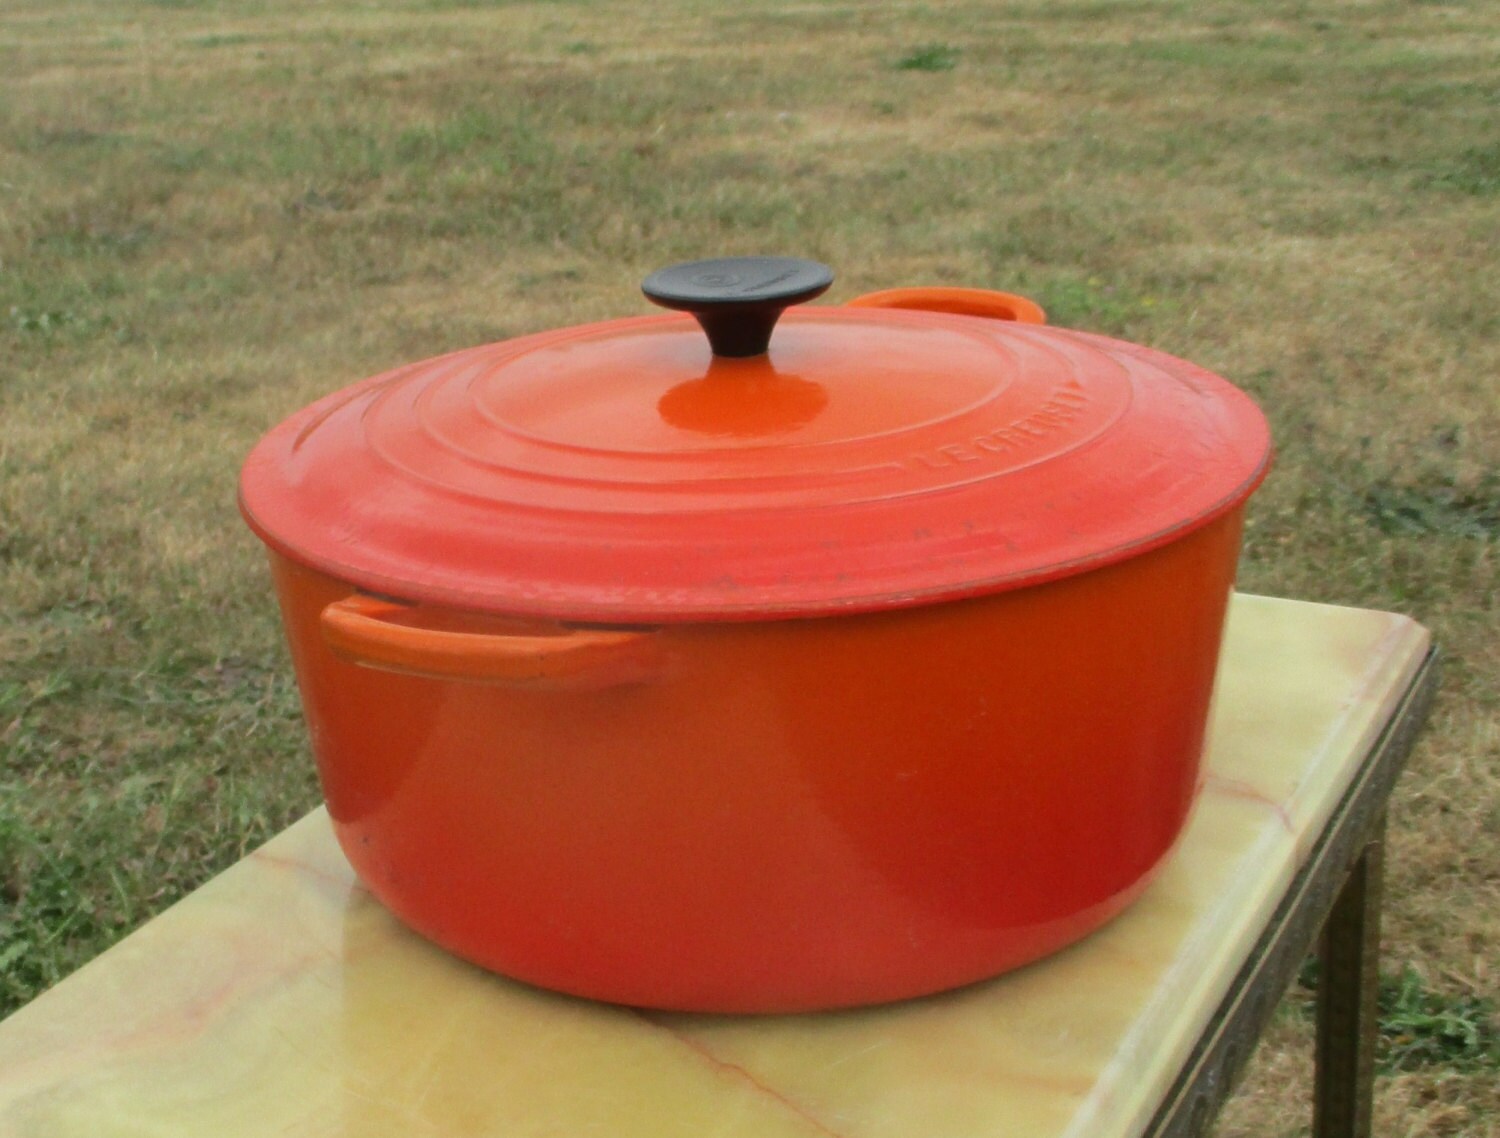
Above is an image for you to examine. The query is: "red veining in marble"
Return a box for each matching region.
[249,847,359,892]
[1201,773,1294,833]
[641,1017,851,1138]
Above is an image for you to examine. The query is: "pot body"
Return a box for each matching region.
[268,509,1244,1013]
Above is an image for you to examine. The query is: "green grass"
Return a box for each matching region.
[894,43,960,72]
[0,655,316,1009]
[1380,967,1500,1074]
[1296,960,1500,1073]
[1429,143,1500,197]
[1,0,1498,1132]
[1366,473,1500,541]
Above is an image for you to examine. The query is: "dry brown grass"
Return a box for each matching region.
[2,0,1497,1132]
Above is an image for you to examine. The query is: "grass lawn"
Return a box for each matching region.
[2,0,1497,1132]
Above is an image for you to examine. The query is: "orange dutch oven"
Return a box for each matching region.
[239,258,1271,1013]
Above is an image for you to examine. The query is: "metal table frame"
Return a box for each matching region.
[1146,647,1440,1138]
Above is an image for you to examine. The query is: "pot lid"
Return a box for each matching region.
[239,257,1271,622]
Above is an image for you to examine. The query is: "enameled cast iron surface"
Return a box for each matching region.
[266,510,1243,1012]
[240,262,1271,1011]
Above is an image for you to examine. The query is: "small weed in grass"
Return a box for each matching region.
[8,305,104,342]
[1364,474,1500,540]
[1380,966,1500,1072]
[1297,960,1500,1072]
[10,307,74,336]
[1428,142,1500,196]
[894,44,959,72]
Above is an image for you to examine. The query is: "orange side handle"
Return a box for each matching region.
[320,594,667,690]
[846,286,1046,325]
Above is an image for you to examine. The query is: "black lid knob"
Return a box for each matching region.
[642,257,834,358]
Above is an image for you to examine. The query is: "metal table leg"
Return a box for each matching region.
[1141,649,1437,1138]
[1314,818,1386,1138]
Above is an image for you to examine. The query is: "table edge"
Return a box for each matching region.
[1140,645,1441,1138]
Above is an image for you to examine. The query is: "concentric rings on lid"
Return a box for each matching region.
[239,273,1270,621]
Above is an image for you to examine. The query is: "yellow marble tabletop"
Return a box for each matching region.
[0,594,1431,1138]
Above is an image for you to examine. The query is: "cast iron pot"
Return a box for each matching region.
[240,258,1271,1013]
